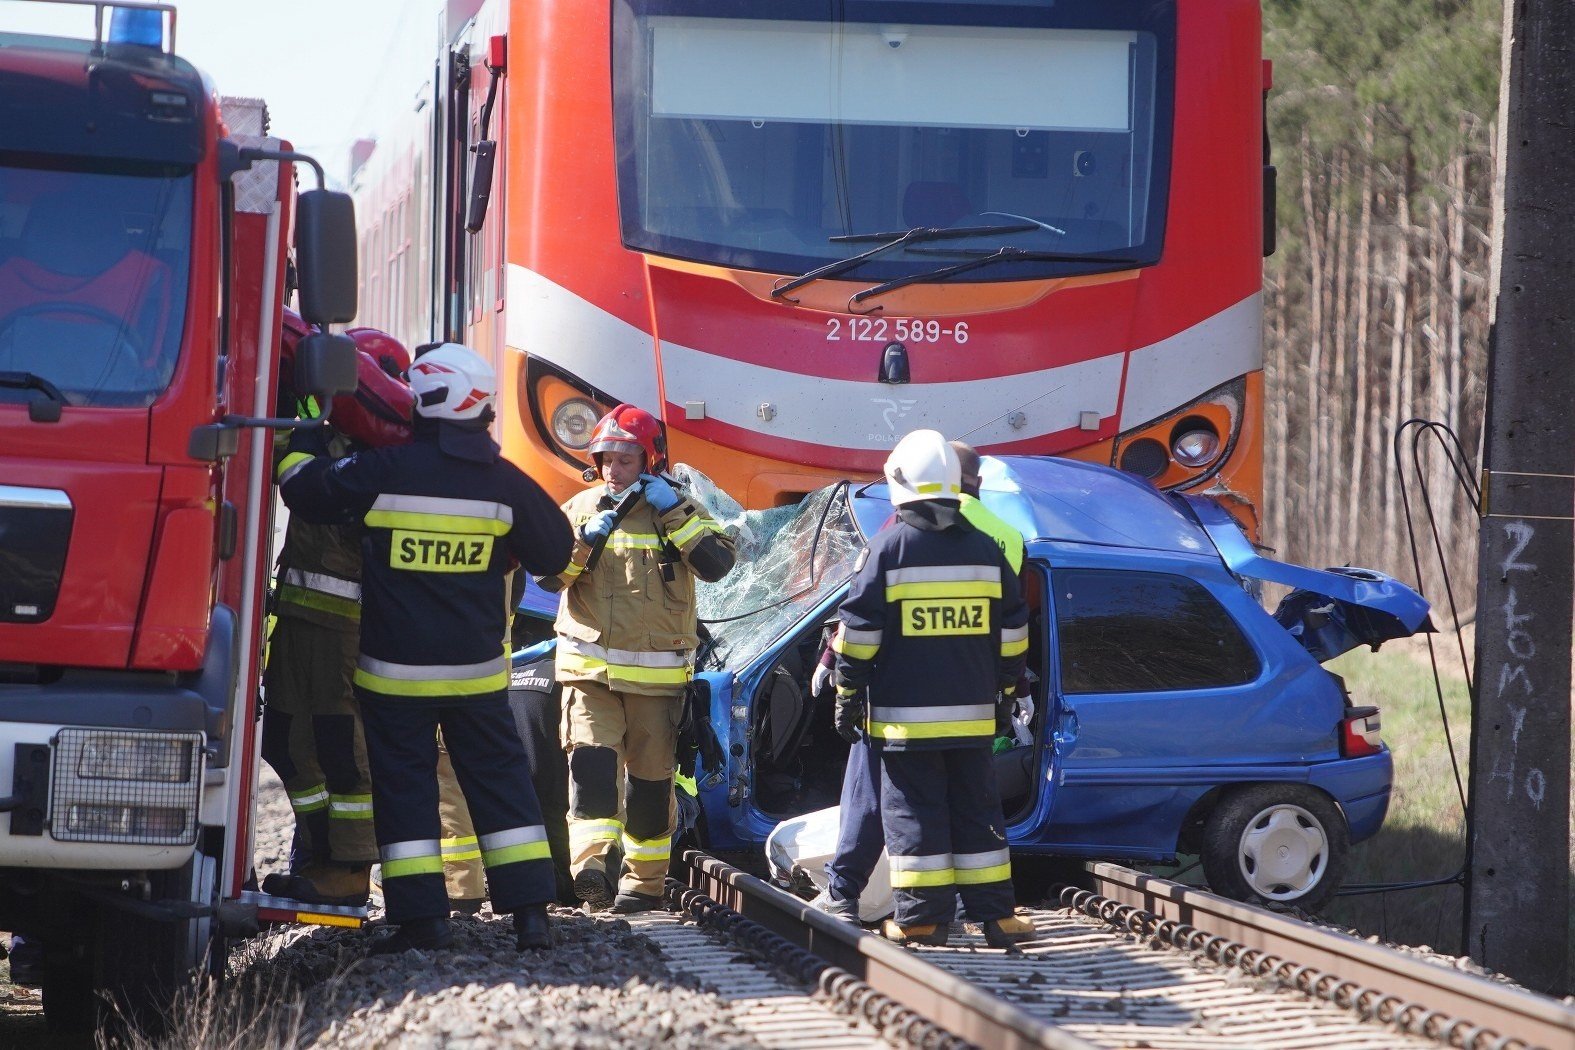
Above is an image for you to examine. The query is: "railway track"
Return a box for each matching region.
[668,850,1575,1050]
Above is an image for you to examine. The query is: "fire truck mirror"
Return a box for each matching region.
[295,189,359,325]
[465,140,498,234]
[294,332,359,400]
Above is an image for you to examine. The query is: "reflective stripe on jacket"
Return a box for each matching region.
[551,484,735,696]
[834,501,1028,750]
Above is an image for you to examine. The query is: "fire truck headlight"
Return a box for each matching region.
[52,729,203,845]
[551,398,601,451]
[78,734,195,783]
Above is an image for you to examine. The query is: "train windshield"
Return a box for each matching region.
[0,154,192,408]
[613,0,1174,282]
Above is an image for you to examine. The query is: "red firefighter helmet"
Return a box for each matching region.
[588,404,666,472]
[345,325,412,378]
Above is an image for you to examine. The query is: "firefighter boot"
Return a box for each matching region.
[881,919,950,947]
[573,867,616,912]
[610,891,663,915]
[287,863,372,907]
[369,916,454,955]
[982,915,1036,948]
[514,905,553,951]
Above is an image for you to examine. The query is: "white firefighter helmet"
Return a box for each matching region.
[884,428,962,506]
[408,342,496,421]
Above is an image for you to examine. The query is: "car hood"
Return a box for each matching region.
[1184,495,1433,661]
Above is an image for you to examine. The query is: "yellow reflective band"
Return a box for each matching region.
[563,562,584,577]
[382,855,445,878]
[441,836,482,863]
[389,530,494,573]
[954,862,1013,885]
[558,653,608,673]
[276,452,314,484]
[289,786,329,813]
[622,833,672,862]
[484,840,552,867]
[913,481,962,496]
[365,509,512,536]
[885,580,1002,601]
[869,719,995,742]
[570,820,623,849]
[277,584,361,620]
[329,794,374,819]
[831,625,882,660]
[354,667,509,696]
[667,515,718,548]
[607,531,662,550]
[675,772,698,796]
[1001,636,1029,658]
[902,598,989,636]
[608,664,691,686]
[889,866,956,888]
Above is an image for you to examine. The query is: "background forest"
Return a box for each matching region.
[1260,0,1500,608]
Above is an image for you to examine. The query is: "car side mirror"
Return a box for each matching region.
[296,189,358,325]
[294,332,358,399]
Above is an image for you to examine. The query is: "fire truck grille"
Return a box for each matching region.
[50,729,204,845]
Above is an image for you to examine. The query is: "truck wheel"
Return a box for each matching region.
[41,954,98,1035]
[97,851,223,1035]
[1201,784,1349,911]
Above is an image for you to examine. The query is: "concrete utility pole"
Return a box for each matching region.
[1465,0,1575,996]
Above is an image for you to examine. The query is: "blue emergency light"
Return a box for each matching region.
[108,9,163,49]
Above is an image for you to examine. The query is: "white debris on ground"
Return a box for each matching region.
[238,767,768,1048]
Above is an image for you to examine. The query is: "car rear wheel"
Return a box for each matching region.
[1201,784,1349,911]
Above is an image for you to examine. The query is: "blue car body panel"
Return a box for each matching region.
[689,456,1421,865]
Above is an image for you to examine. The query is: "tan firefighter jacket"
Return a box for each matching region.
[273,430,362,631]
[549,481,735,695]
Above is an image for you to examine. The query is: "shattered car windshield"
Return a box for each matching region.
[675,466,864,672]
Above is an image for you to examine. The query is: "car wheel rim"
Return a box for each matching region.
[1237,803,1327,901]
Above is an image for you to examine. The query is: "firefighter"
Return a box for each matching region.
[259,317,413,906]
[279,342,574,952]
[545,404,735,914]
[809,440,1025,922]
[832,429,1035,948]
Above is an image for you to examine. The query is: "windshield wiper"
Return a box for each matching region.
[771,222,1036,300]
[850,246,1143,305]
[0,371,68,402]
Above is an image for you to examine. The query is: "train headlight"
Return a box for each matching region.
[1171,422,1221,468]
[551,398,600,451]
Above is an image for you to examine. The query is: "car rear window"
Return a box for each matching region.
[1053,569,1260,693]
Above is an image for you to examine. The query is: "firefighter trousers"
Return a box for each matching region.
[356,687,554,924]
[880,747,1014,927]
[260,617,377,865]
[563,680,683,897]
[827,734,884,903]
[436,733,487,901]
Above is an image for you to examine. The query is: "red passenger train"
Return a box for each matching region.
[352,0,1269,528]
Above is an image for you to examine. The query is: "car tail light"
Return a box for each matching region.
[1340,706,1383,758]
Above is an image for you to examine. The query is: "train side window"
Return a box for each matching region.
[1053,569,1259,694]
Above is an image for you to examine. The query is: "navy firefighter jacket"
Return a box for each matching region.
[833,501,1028,751]
[279,423,574,699]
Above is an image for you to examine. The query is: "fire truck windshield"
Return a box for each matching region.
[0,155,193,408]
[613,0,1174,281]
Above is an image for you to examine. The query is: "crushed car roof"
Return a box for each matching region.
[853,455,1217,556]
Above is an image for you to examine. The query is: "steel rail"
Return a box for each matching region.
[679,850,1099,1050]
[1067,862,1575,1050]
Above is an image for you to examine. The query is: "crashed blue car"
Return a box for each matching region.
[679,455,1429,911]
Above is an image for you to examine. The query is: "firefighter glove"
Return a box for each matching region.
[639,473,681,513]
[810,662,833,697]
[579,509,619,545]
[834,687,866,743]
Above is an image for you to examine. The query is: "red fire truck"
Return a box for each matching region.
[0,2,358,1029]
